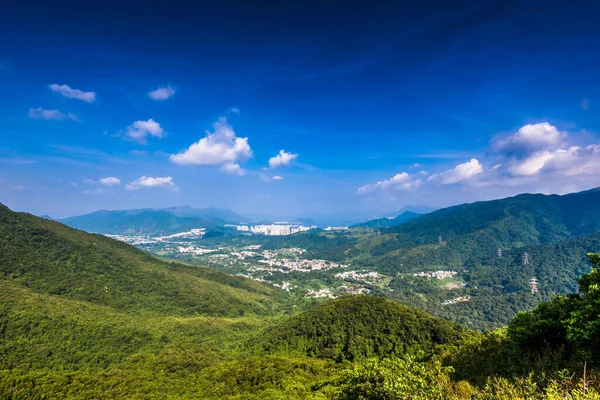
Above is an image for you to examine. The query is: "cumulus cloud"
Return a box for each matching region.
[221,163,245,176]
[125,176,178,191]
[488,123,600,180]
[357,122,600,204]
[49,84,96,102]
[126,119,165,144]
[428,159,484,184]
[170,117,252,169]
[269,149,298,169]
[148,85,175,100]
[358,172,424,194]
[99,177,121,186]
[28,107,78,121]
[491,122,565,159]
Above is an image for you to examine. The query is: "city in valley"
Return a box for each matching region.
[107,228,470,303]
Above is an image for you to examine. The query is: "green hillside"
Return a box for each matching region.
[59,209,224,235]
[0,203,276,316]
[254,295,463,362]
[4,202,600,398]
[352,211,422,228]
[259,188,600,270]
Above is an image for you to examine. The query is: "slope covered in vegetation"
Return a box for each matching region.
[0,203,276,316]
[255,295,463,361]
[59,208,224,235]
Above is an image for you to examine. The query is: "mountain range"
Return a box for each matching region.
[2,195,600,397]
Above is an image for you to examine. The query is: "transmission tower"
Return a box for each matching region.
[522,252,530,265]
[529,277,539,294]
[438,235,442,245]
[498,248,502,258]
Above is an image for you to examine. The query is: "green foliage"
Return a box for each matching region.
[254,295,463,362]
[4,202,600,399]
[0,205,278,317]
[58,209,223,235]
[507,253,600,367]
[334,355,454,400]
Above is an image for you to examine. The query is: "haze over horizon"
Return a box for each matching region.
[2,0,600,217]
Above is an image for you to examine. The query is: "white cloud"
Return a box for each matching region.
[126,119,165,144]
[99,177,121,186]
[491,122,565,159]
[221,163,245,176]
[29,107,65,120]
[29,107,78,121]
[261,174,284,183]
[229,107,241,115]
[269,149,298,169]
[148,85,175,100]
[428,159,484,184]
[357,122,600,205]
[49,84,96,102]
[358,172,423,194]
[170,117,252,168]
[125,176,178,191]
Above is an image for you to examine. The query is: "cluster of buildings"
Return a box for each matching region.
[255,256,348,273]
[413,270,458,280]
[324,226,349,231]
[229,224,316,236]
[105,228,206,246]
[442,295,472,306]
[305,288,335,298]
[175,245,217,256]
[334,270,382,282]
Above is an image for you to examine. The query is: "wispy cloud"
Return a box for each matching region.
[148,85,175,100]
[28,107,77,121]
[261,174,284,183]
[582,98,590,111]
[99,177,121,186]
[49,84,96,102]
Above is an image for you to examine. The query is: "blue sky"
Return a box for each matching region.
[1,0,600,218]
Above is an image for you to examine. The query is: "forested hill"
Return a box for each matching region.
[0,203,277,316]
[59,209,225,235]
[348,187,600,269]
[254,295,463,362]
[351,211,422,228]
[257,188,600,270]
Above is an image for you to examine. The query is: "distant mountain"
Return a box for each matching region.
[58,207,246,235]
[282,188,600,270]
[159,205,246,223]
[352,211,422,228]
[254,188,600,329]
